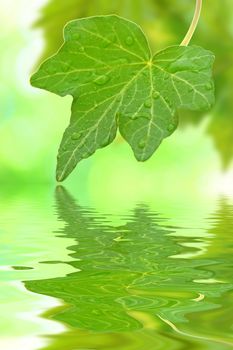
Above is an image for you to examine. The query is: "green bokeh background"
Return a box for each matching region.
[0,3,233,347]
[1,0,233,202]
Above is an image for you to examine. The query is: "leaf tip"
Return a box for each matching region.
[56,157,73,182]
[30,73,36,87]
[134,152,153,163]
[56,170,66,183]
[30,69,42,89]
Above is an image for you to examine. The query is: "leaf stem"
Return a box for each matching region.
[180,0,202,46]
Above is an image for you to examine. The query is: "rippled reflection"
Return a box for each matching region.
[24,188,233,350]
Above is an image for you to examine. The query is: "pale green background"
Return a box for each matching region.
[0,3,233,349]
[0,0,233,203]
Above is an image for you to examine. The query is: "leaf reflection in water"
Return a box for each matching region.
[24,188,233,350]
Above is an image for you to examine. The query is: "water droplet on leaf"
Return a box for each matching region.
[138,113,151,120]
[46,65,57,74]
[129,114,137,120]
[169,60,191,74]
[69,74,79,82]
[71,132,82,140]
[125,36,134,46]
[94,75,110,85]
[153,91,159,99]
[205,83,213,91]
[167,123,175,132]
[138,140,147,149]
[144,99,152,108]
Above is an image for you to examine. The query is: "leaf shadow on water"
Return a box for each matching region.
[24,188,233,350]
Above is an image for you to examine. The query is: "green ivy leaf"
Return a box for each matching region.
[35,0,233,169]
[31,15,215,181]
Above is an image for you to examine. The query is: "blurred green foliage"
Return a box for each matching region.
[35,0,233,167]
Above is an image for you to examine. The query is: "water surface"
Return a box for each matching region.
[0,187,232,350]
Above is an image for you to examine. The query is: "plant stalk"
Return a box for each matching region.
[181,0,202,46]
